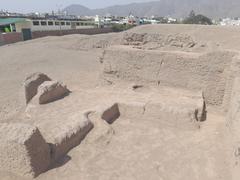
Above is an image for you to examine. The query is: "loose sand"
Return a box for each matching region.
[1,24,240,180]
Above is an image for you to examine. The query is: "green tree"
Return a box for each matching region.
[112,24,135,32]
[183,11,212,25]
[4,26,11,32]
[189,10,196,18]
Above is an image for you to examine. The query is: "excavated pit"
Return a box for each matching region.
[99,100,206,127]
[13,85,206,176]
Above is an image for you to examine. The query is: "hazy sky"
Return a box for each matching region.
[0,0,151,13]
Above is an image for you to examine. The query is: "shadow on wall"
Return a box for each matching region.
[49,155,72,170]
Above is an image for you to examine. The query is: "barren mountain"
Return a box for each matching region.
[64,0,240,18]
[63,4,92,16]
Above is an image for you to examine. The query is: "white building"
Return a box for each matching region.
[30,19,96,31]
[167,17,177,23]
[94,15,102,27]
[220,18,240,26]
[119,14,140,25]
[143,18,160,24]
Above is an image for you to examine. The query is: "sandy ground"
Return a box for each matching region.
[0,24,239,180]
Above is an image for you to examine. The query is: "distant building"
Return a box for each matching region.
[0,18,31,33]
[30,19,96,31]
[143,18,160,24]
[0,17,96,33]
[95,15,102,28]
[95,15,121,27]
[220,18,240,26]
[119,14,140,25]
[167,17,177,23]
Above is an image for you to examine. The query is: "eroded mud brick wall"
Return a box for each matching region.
[227,78,240,180]
[101,47,235,107]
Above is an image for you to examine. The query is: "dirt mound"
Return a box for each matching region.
[3,24,240,180]
[57,30,197,52]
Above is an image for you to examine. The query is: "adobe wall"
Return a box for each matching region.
[226,78,240,180]
[0,32,23,45]
[0,34,3,46]
[0,28,113,46]
[32,27,113,39]
[100,46,236,108]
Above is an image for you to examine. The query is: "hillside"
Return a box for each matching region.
[64,0,240,18]
[63,4,92,16]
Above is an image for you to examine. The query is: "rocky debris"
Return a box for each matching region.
[50,112,93,161]
[0,123,51,178]
[122,32,196,50]
[164,34,196,48]
[24,72,51,104]
[37,81,70,104]
[65,32,196,51]
[123,32,147,46]
[92,40,110,49]
[68,34,121,50]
